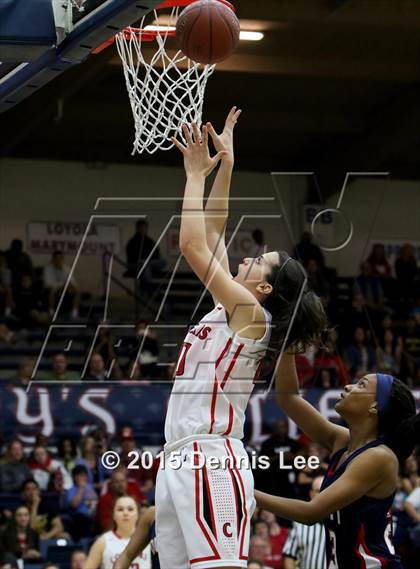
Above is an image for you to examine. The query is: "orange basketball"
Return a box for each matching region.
[176,0,240,65]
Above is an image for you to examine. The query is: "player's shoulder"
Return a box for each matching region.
[350,444,398,472]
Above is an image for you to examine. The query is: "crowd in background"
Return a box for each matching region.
[1,225,419,386]
[0,422,419,568]
[0,227,419,567]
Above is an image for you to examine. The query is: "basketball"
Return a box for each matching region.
[176,0,240,65]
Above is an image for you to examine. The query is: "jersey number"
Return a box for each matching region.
[175,342,192,377]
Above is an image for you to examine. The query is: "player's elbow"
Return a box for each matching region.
[299,504,325,525]
[180,239,206,257]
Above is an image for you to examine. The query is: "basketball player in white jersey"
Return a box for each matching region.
[85,496,151,569]
[154,109,326,569]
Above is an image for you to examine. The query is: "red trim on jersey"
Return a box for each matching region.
[252,358,264,384]
[355,524,387,568]
[112,529,122,539]
[209,337,233,434]
[220,343,244,390]
[201,446,218,541]
[209,375,219,434]
[226,439,249,561]
[222,403,234,436]
[225,441,240,537]
[193,442,220,562]
[216,337,233,369]
[190,554,221,564]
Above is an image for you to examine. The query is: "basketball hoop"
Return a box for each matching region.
[101,0,235,155]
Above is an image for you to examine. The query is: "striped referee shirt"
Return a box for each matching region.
[282,521,326,569]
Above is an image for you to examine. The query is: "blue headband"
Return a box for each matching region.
[376,373,394,434]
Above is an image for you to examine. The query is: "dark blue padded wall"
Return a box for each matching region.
[0,0,57,61]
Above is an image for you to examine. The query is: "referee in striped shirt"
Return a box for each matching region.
[282,476,326,569]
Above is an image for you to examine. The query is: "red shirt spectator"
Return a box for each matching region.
[266,527,288,568]
[95,467,145,532]
[314,350,350,386]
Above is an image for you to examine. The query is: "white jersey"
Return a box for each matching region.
[165,303,271,443]
[101,530,151,569]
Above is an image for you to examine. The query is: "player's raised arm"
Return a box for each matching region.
[203,107,242,287]
[172,122,267,339]
[276,353,349,453]
[255,445,395,524]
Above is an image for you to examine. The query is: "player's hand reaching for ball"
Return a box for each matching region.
[172,122,227,177]
[206,106,242,166]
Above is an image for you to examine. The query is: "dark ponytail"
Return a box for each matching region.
[382,379,419,462]
[262,251,328,365]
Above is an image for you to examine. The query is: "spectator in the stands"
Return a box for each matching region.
[66,465,97,541]
[117,426,157,493]
[125,220,163,290]
[401,453,420,496]
[57,437,78,478]
[256,420,299,500]
[132,320,159,379]
[43,250,80,318]
[12,358,35,387]
[294,231,324,268]
[13,274,50,327]
[0,505,41,562]
[367,243,392,279]
[0,439,32,493]
[71,550,87,569]
[296,444,328,501]
[95,467,146,532]
[403,316,420,385]
[404,485,420,524]
[20,479,69,541]
[44,353,79,382]
[376,328,403,375]
[94,328,122,379]
[313,329,350,387]
[0,545,18,568]
[75,435,107,490]
[306,259,330,305]
[346,326,377,379]
[259,510,289,568]
[28,445,72,492]
[0,250,13,316]
[395,244,418,303]
[0,322,18,345]
[249,536,271,569]
[5,239,34,290]
[355,261,385,309]
[254,518,288,569]
[84,352,109,381]
[342,292,371,343]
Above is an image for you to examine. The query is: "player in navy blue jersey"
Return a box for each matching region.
[255,354,419,569]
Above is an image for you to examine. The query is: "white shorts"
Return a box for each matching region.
[155,435,255,569]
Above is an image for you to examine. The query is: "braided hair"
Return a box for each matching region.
[382,379,419,462]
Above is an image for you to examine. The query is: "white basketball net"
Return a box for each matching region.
[115,7,216,155]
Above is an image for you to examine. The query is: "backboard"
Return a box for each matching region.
[0,0,162,113]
